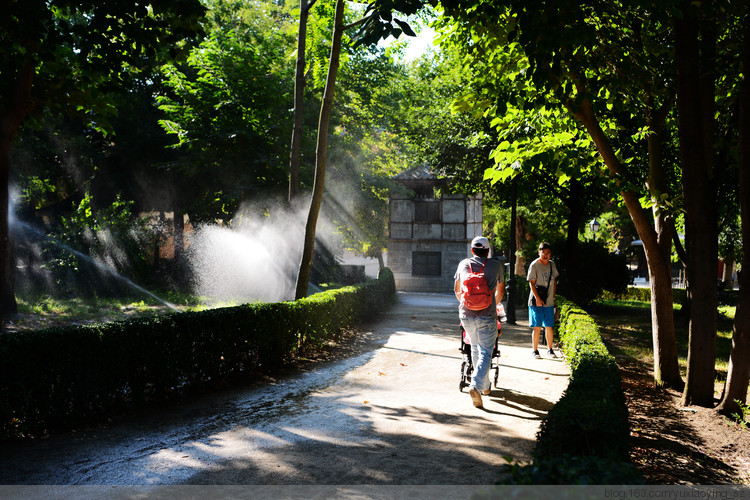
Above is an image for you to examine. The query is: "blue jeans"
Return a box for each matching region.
[462,315,497,392]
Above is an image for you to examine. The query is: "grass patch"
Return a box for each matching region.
[733,400,750,428]
[593,298,684,312]
[587,299,735,392]
[587,304,655,366]
[11,292,204,330]
[719,305,735,321]
[594,298,651,310]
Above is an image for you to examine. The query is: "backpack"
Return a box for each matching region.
[460,259,493,311]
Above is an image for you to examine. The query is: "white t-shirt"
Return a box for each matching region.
[527,258,558,307]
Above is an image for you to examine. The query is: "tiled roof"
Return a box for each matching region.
[393,164,438,181]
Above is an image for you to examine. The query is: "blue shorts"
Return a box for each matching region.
[529,306,554,328]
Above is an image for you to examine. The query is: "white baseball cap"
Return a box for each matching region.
[471,236,490,249]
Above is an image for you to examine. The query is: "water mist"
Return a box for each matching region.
[187,205,307,304]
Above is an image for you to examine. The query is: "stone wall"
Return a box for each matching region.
[388,192,483,292]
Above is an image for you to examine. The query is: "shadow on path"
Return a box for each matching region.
[183,404,535,485]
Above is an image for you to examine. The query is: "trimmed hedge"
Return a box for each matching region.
[0,268,396,439]
[534,297,630,462]
[499,295,643,485]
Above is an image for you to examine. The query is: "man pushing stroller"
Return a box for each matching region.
[453,236,505,409]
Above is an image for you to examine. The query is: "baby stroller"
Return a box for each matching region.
[458,304,504,392]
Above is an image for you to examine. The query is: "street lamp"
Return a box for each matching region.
[590,218,601,241]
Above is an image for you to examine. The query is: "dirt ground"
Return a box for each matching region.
[615,356,750,484]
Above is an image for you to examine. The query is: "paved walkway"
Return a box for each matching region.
[0,293,570,495]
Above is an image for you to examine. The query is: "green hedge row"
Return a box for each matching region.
[535,297,630,461]
[0,268,396,439]
[499,296,644,485]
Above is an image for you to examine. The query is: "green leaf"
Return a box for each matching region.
[395,19,417,37]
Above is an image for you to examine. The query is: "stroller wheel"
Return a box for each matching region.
[493,346,501,387]
[460,359,473,392]
[459,360,468,392]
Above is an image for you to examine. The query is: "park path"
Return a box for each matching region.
[0,292,569,491]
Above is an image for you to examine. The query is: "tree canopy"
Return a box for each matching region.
[1,0,208,313]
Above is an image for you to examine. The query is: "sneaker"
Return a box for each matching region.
[532,349,541,359]
[469,387,483,408]
[547,348,558,358]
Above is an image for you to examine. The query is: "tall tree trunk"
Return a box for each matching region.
[0,135,15,318]
[720,258,734,289]
[506,175,518,324]
[153,210,165,269]
[289,0,315,207]
[173,210,184,262]
[646,101,682,390]
[564,179,584,303]
[294,0,345,300]
[569,97,683,389]
[2,201,17,316]
[514,213,527,276]
[716,12,750,417]
[0,62,34,318]
[675,6,719,407]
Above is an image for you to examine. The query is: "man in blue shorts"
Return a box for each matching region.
[527,242,559,359]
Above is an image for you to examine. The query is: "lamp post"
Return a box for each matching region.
[590,218,601,241]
